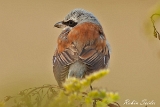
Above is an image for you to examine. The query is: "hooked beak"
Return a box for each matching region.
[54,21,66,28]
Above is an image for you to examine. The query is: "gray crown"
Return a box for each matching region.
[64,9,100,25]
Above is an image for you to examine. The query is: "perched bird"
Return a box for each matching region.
[53,9,111,87]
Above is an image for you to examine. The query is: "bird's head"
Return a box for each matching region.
[54,8,100,29]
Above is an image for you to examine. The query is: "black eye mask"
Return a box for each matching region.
[63,20,77,27]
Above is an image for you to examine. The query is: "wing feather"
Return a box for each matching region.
[53,28,78,87]
[80,43,110,74]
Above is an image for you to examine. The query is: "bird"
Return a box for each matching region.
[53,9,111,87]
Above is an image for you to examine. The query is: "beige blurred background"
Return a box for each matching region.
[0,0,160,106]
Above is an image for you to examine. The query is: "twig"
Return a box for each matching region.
[150,13,160,40]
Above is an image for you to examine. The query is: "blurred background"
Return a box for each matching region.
[0,0,160,106]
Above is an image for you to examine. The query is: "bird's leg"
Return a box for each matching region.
[90,84,93,90]
[93,100,97,107]
[90,84,97,107]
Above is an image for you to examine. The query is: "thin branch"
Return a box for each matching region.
[150,13,160,40]
[26,85,59,95]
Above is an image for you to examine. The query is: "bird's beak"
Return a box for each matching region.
[54,21,66,28]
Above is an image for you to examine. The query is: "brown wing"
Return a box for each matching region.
[53,28,78,87]
[79,41,110,75]
[67,22,110,75]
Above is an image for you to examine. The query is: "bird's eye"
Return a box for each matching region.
[68,20,77,27]
[69,20,73,25]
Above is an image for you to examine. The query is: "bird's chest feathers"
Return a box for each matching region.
[57,23,106,53]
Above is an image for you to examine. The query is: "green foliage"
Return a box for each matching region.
[50,69,119,107]
[1,69,119,107]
